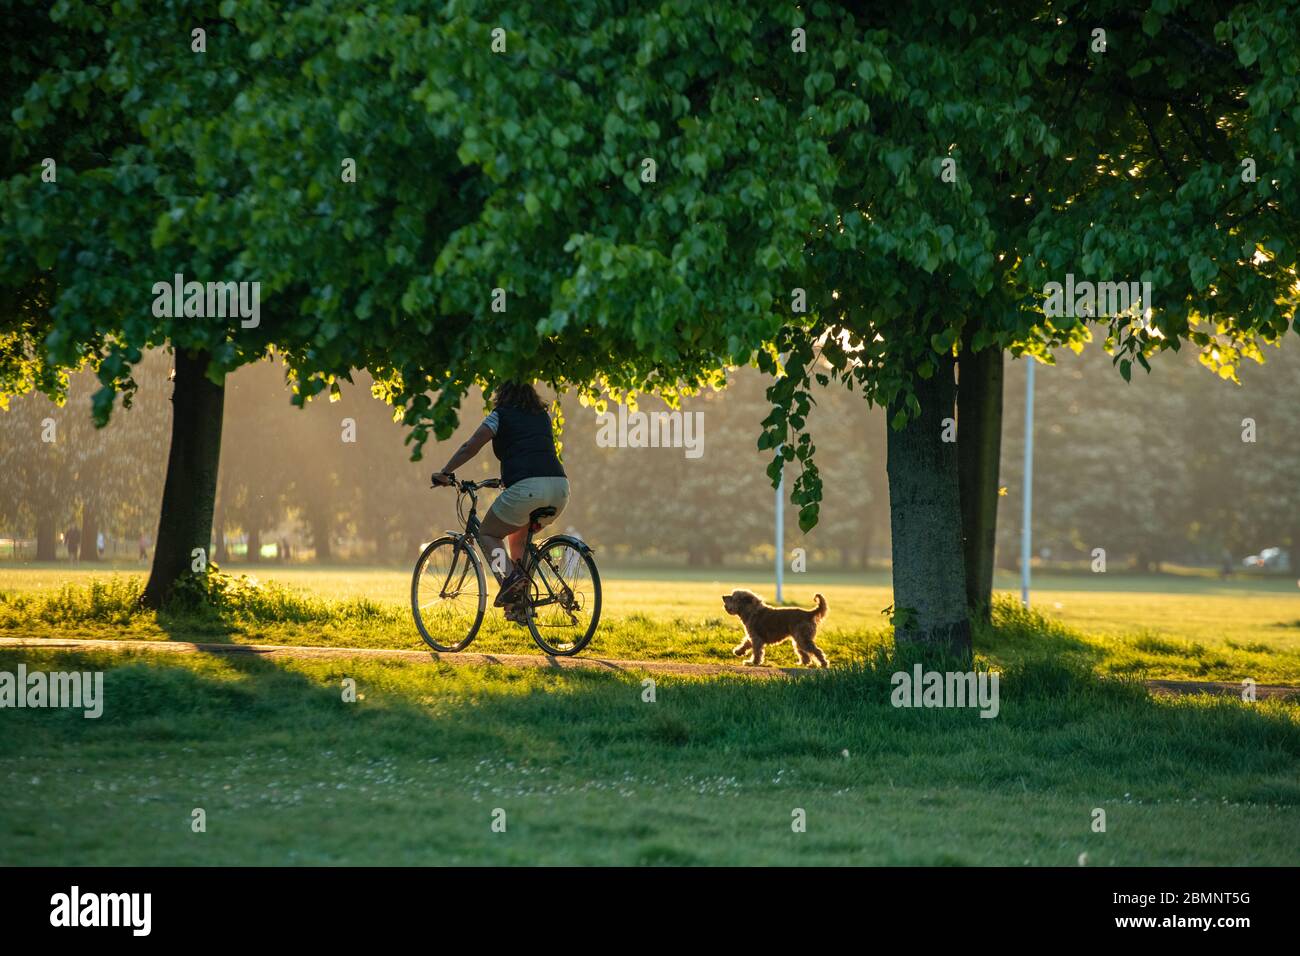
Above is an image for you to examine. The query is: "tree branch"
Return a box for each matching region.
[1130,96,1181,187]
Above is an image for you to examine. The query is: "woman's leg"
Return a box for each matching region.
[506,528,527,562]
[479,511,525,583]
[483,478,567,600]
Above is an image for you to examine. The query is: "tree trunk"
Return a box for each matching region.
[142,350,225,608]
[247,526,262,564]
[373,528,392,564]
[308,507,333,562]
[212,488,229,564]
[886,355,972,657]
[214,506,229,564]
[79,507,100,562]
[35,511,57,561]
[958,340,1004,623]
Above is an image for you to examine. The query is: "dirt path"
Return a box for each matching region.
[1143,678,1299,701]
[0,636,799,678]
[1,636,1297,699]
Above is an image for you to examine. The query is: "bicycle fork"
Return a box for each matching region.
[437,541,476,599]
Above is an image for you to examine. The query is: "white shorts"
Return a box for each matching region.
[487,477,570,529]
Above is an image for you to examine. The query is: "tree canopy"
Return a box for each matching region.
[2,0,1296,640]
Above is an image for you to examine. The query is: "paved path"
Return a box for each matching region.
[2,637,1298,699]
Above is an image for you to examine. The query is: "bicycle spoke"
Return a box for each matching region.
[412,538,485,652]
[524,539,600,655]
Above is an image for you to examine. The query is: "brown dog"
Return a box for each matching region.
[721,589,829,667]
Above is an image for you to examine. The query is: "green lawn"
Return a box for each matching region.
[2,644,1297,865]
[2,563,1298,683]
[2,564,1297,865]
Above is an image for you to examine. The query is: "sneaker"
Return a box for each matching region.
[503,602,529,626]
[493,569,528,607]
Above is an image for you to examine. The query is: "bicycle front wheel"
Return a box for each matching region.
[525,536,601,656]
[412,536,486,652]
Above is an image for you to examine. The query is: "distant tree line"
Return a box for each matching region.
[0,351,169,561]
[3,346,1296,573]
[998,342,1300,572]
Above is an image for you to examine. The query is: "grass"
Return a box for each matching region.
[1,563,1298,683]
[2,563,1296,865]
[2,643,1297,865]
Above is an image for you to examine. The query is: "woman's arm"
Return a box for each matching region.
[432,423,495,483]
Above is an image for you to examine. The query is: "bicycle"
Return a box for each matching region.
[411,475,602,656]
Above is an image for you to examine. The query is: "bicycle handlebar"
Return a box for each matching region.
[430,473,503,492]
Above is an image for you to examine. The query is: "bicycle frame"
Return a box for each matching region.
[444,480,574,617]
[453,482,522,586]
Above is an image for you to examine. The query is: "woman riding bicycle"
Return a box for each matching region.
[431,382,569,622]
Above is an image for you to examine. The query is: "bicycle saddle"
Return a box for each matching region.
[529,506,558,522]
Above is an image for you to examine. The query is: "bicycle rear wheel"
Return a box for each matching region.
[412,536,486,652]
[524,535,601,656]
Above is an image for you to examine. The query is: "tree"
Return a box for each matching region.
[998,340,1300,572]
[416,1,1300,656]
[957,336,1004,617]
[994,1,1300,584]
[6,0,1296,649]
[217,360,296,563]
[0,352,170,561]
[396,2,1068,653]
[998,348,1194,572]
[0,1,487,601]
[0,389,74,560]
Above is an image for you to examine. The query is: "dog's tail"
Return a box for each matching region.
[812,593,828,621]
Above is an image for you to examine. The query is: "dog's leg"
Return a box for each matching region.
[732,636,753,658]
[808,641,829,668]
[793,639,811,667]
[747,640,766,666]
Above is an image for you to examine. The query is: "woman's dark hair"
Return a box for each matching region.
[494,381,547,413]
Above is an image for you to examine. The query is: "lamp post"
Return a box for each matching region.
[775,452,784,603]
[1021,361,1035,607]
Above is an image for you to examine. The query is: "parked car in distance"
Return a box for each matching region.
[1242,547,1291,571]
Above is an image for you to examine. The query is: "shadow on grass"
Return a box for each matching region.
[3,637,1297,810]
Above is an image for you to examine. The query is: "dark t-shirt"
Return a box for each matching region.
[483,406,567,488]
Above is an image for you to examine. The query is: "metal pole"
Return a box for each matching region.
[1021,361,1035,607]
[775,453,785,604]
